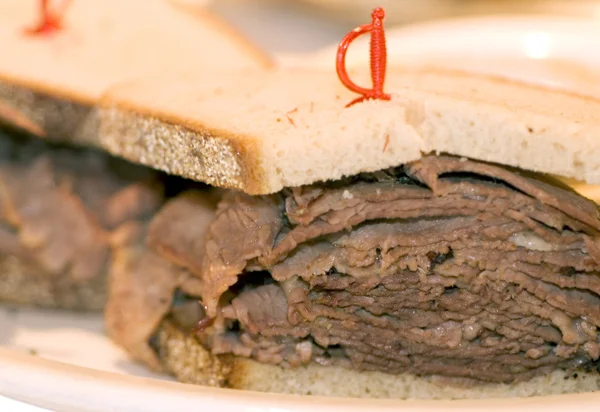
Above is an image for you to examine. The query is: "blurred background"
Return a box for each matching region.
[185,0,600,100]
[195,0,600,53]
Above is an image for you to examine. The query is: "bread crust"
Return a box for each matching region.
[97,104,267,193]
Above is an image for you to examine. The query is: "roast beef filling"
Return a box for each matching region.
[156,155,600,383]
[0,129,163,309]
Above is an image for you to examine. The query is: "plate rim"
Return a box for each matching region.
[3,347,600,412]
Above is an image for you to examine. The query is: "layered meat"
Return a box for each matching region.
[0,130,163,310]
[111,155,600,383]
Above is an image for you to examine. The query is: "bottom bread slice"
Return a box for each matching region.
[0,255,107,311]
[155,319,600,400]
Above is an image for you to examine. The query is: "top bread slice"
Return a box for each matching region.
[97,66,600,195]
[0,0,270,140]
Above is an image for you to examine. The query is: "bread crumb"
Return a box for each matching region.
[342,190,353,200]
[286,108,298,127]
[460,157,468,162]
[383,134,390,152]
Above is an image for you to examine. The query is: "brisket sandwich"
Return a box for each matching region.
[98,66,600,399]
[3,0,600,399]
[0,0,269,309]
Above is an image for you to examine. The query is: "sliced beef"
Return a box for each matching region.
[105,222,187,370]
[106,194,213,368]
[145,155,600,384]
[258,182,592,270]
[0,130,163,309]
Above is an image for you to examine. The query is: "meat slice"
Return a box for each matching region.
[201,191,283,316]
[105,223,187,370]
[147,190,218,276]
[226,284,292,335]
[285,182,431,226]
[406,156,600,231]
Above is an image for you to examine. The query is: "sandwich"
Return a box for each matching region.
[98,59,600,398]
[5,2,600,399]
[0,0,269,310]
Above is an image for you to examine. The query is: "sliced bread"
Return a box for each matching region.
[97,67,600,194]
[0,0,271,141]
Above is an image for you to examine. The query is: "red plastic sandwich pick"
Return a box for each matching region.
[336,7,391,107]
[24,0,72,36]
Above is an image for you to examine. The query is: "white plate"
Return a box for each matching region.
[3,306,600,412]
[4,14,600,412]
[281,15,600,97]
